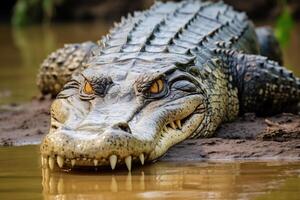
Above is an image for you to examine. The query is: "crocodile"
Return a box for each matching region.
[39,0,300,171]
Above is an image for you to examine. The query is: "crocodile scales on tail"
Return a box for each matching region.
[38,0,300,171]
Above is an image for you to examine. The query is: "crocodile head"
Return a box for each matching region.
[40,60,208,171]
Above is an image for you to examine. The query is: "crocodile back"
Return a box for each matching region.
[91,0,259,66]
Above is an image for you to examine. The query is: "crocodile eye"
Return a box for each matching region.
[83,81,94,95]
[150,79,164,94]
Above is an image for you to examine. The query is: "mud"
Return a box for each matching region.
[0,99,299,160]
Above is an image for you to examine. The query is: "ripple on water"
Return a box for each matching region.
[0,145,300,200]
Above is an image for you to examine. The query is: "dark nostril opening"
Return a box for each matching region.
[51,125,59,130]
[114,122,132,134]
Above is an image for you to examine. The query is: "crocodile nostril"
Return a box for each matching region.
[114,122,132,134]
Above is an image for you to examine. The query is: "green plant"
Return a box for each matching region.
[12,0,64,27]
[275,0,295,47]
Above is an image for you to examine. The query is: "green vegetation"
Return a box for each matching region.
[12,0,63,27]
[275,0,295,47]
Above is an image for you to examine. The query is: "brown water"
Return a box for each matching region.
[0,146,300,200]
[0,22,110,105]
[0,21,300,105]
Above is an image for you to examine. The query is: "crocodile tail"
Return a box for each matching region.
[232,53,300,115]
[37,41,97,97]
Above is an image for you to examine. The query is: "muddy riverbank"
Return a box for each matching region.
[0,99,300,161]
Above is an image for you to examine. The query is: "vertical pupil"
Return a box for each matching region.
[157,79,163,91]
[150,79,164,94]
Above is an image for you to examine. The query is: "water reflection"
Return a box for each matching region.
[41,161,300,200]
[0,22,110,105]
[0,146,299,200]
[12,26,57,69]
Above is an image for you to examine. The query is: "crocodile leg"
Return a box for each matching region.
[37,41,97,97]
[255,27,283,65]
[232,53,300,115]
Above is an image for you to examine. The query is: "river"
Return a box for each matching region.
[0,146,299,200]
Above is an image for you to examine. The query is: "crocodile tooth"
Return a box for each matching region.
[44,157,48,166]
[57,156,64,168]
[41,156,44,166]
[93,159,98,166]
[71,159,76,167]
[175,120,182,129]
[109,155,117,170]
[49,157,55,170]
[170,121,176,129]
[125,156,132,171]
[41,156,48,167]
[139,153,144,165]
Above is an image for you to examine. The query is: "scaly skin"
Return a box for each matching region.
[39,0,300,171]
[37,42,97,96]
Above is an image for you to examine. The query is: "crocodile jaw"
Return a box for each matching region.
[40,95,206,171]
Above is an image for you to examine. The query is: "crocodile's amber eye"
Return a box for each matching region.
[83,81,94,95]
[150,79,164,94]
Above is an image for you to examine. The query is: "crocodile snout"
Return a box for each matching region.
[41,127,151,171]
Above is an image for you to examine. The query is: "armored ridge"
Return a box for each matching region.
[39,0,300,171]
[93,0,258,64]
[38,1,259,95]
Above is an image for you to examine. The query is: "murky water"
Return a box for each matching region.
[1,21,300,105]
[0,22,110,105]
[0,146,299,200]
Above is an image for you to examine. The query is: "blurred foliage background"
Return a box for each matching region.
[2,0,299,47]
[12,0,64,26]
[275,0,295,47]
